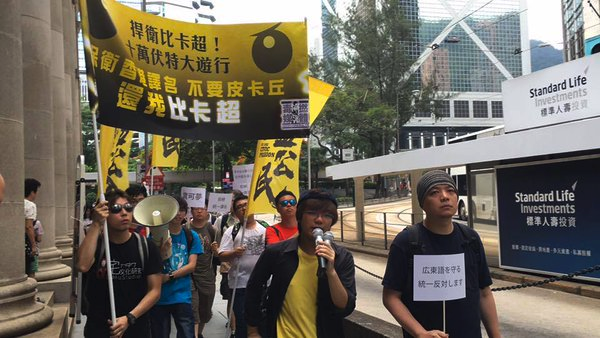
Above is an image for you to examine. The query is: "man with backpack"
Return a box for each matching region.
[189,201,218,338]
[150,196,202,338]
[218,195,266,338]
[76,190,162,338]
[382,170,501,338]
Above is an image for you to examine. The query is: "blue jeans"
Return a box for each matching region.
[232,288,247,338]
[150,303,195,338]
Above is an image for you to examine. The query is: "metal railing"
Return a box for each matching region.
[334,210,415,250]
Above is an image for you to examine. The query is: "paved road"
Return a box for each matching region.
[351,250,600,337]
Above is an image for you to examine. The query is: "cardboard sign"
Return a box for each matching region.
[207,192,233,214]
[413,253,466,301]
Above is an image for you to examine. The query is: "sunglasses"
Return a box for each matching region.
[279,199,297,207]
[109,203,134,214]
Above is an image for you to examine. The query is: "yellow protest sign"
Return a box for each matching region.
[309,77,335,125]
[247,139,302,214]
[100,125,133,192]
[152,135,180,168]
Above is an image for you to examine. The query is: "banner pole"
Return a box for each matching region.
[91,110,117,324]
[226,215,248,338]
[212,141,216,192]
[75,155,86,323]
[307,136,311,190]
[150,167,155,195]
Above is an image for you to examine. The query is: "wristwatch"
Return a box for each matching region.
[168,272,175,281]
[126,312,137,326]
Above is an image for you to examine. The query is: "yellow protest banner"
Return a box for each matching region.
[245,78,334,214]
[100,125,133,192]
[247,139,302,214]
[152,135,180,168]
[80,0,309,141]
[309,77,335,125]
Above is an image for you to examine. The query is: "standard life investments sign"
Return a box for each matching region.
[502,53,600,133]
[80,0,309,140]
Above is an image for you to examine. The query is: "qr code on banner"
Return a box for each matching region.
[280,99,309,130]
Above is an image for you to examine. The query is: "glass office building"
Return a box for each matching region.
[396,0,530,149]
[562,0,600,61]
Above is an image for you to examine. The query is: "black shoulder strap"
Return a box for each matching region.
[272,226,282,240]
[231,222,241,240]
[207,223,216,242]
[133,232,149,271]
[221,214,229,233]
[256,220,269,228]
[455,223,480,257]
[407,223,424,255]
[183,227,193,254]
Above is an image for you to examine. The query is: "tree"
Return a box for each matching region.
[310,0,446,197]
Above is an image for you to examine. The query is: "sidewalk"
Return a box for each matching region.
[70,274,231,337]
[341,241,600,300]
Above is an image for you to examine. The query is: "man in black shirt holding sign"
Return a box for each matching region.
[77,190,162,337]
[382,170,500,338]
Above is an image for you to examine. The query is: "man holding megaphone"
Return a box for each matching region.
[245,189,356,338]
[77,190,162,338]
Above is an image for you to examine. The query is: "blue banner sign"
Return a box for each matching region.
[497,158,600,281]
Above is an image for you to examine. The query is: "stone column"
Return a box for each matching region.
[22,0,70,281]
[0,1,53,335]
[353,176,365,243]
[410,170,423,224]
[51,0,73,258]
[63,0,77,241]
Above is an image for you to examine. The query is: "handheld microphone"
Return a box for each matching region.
[312,228,327,269]
[323,231,334,245]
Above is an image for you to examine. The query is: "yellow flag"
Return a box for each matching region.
[247,139,302,214]
[245,78,333,214]
[100,125,133,192]
[152,135,180,168]
[309,77,335,125]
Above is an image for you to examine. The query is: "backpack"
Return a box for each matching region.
[182,226,194,254]
[406,222,481,266]
[231,220,269,241]
[81,232,148,315]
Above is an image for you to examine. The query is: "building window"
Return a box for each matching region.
[454,100,469,118]
[473,101,488,118]
[492,101,503,118]
[436,100,450,118]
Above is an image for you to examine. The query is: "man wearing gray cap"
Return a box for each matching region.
[382,170,500,338]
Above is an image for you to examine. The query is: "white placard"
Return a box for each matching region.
[181,187,206,208]
[342,148,354,161]
[413,253,466,301]
[502,53,600,133]
[233,164,254,195]
[207,192,233,214]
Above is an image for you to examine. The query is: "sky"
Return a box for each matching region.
[156,0,564,51]
[526,0,563,49]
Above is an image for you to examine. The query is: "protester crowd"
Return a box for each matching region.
[68,170,500,338]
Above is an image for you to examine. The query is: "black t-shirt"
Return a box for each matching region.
[382,223,492,338]
[85,234,161,336]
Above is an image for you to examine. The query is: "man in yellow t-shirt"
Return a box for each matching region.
[245,189,356,338]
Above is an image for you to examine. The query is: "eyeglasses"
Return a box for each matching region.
[304,210,335,221]
[109,203,134,214]
[279,199,297,207]
[235,203,248,211]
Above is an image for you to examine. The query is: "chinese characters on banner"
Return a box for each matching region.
[413,253,466,301]
[152,135,180,168]
[232,164,254,196]
[247,139,301,214]
[100,125,133,192]
[207,192,233,214]
[80,0,310,140]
